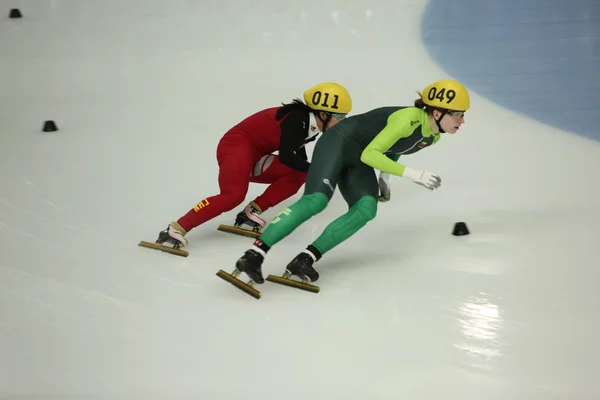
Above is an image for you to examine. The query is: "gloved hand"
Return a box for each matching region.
[402,167,442,190]
[378,172,391,202]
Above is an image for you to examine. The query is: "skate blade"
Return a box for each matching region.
[216,269,262,299]
[217,224,261,239]
[138,241,189,257]
[265,274,320,294]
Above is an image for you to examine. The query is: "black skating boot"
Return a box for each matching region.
[235,249,265,283]
[234,201,265,233]
[286,252,319,282]
[156,222,188,249]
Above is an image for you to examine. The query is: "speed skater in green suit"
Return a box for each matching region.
[232,79,471,285]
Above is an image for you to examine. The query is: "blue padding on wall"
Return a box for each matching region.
[421,0,600,140]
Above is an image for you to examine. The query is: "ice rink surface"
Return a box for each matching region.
[1,1,599,399]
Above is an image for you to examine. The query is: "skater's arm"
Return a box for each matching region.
[385,153,401,162]
[360,109,419,177]
[278,110,311,172]
[375,153,401,174]
[294,145,308,161]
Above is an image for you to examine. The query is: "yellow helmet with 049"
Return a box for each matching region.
[422,79,470,112]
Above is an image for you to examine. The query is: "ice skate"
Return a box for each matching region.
[217,201,266,239]
[138,222,189,257]
[266,252,320,293]
[216,249,265,299]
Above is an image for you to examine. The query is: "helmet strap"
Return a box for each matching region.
[317,111,332,133]
[434,109,448,133]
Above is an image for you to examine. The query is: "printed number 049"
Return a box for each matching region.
[427,87,456,104]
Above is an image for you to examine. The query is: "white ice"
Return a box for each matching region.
[1,1,599,399]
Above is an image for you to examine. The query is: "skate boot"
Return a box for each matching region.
[156,222,188,249]
[285,252,319,282]
[265,251,321,294]
[138,222,189,257]
[234,249,265,283]
[234,201,266,233]
[216,249,265,299]
[217,201,265,239]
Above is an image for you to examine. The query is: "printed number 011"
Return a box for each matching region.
[312,91,339,109]
[427,88,456,104]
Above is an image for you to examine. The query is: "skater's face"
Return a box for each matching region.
[435,110,465,134]
[322,112,346,130]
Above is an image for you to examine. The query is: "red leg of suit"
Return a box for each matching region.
[250,155,307,212]
[177,133,260,233]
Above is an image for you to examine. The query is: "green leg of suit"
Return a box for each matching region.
[259,128,379,254]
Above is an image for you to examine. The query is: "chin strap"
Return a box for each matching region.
[434,109,448,133]
[316,112,332,133]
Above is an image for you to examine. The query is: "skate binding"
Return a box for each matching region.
[216,249,265,299]
[138,223,189,257]
[217,202,265,239]
[266,253,320,294]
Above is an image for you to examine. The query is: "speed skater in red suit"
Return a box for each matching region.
[153,82,353,250]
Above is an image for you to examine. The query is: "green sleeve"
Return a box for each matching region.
[360,109,416,177]
[386,153,401,162]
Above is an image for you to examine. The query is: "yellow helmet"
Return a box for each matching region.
[422,79,470,111]
[303,82,352,114]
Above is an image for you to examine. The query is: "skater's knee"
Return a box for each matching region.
[300,192,329,215]
[290,170,307,183]
[279,169,306,191]
[219,191,247,211]
[354,196,377,222]
[281,169,307,190]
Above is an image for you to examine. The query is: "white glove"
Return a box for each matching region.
[378,172,391,202]
[402,166,441,190]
